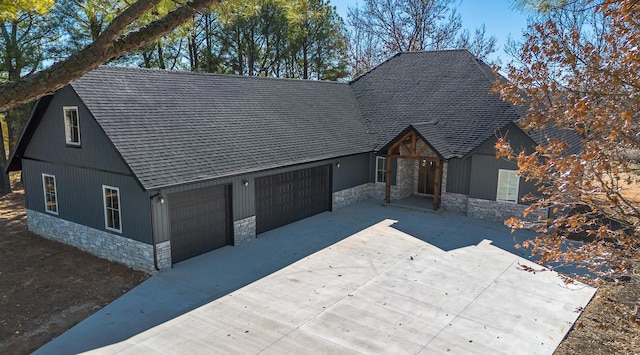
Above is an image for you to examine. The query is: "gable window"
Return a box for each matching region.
[376,157,387,183]
[496,169,520,203]
[42,174,58,214]
[64,106,81,146]
[103,185,122,232]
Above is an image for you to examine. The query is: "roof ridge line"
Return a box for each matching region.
[91,65,349,86]
[349,52,402,84]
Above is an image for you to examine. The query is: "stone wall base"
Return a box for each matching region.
[442,192,469,212]
[369,182,409,202]
[467,198,548,225]
[155,240,172,271]
[27,209,156,273]
[234,215,256,244]
[333,183,371,210]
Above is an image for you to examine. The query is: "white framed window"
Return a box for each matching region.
[496,169,520,203]
[376,156,387,183]
[63,106,81,146]
[103,185,122,232]
[42,174,58,215]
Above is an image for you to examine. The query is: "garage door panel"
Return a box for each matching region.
[169,185,232,264]
[256,165,331,234]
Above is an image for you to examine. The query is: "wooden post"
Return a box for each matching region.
[411,131,416,156]
[433,160,441,210]
[385,156,392,203]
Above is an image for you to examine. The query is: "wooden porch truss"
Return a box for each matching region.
[385,130,442,210]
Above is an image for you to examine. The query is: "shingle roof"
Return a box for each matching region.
[70,67,372,190]
[349,50,522,158]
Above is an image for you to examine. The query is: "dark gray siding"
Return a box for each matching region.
[23,159,152,244]
[468,154,537,202]
[23,85,130,175]
[474,125,537,156]
[446,158,471,194]
[333,153,370,191]
[468,125,538,202]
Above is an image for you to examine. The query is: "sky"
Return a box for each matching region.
[330,0,531,64]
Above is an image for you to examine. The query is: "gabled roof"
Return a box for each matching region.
[8,50,579,190]
[65,67,372,190]
[349,49,522,158]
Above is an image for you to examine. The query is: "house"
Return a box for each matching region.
[7,50,561,272]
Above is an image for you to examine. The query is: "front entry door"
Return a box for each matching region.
[418,159,436,194]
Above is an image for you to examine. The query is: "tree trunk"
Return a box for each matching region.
[303,36,309,80]
[0,119,11,195]
[205,13,213,72]
[157,41,166,69]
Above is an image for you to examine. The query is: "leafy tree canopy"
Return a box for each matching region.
[0,0,54,20]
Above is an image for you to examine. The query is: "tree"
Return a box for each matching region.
[455,24,497,63]
[0,0,219,112]
[285,0,348,80]
[494,0,640,285]
[0,2,57,194]
[199,0,347,79]
[347,0,497,76]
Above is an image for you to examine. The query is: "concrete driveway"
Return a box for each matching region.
[36,200,595,354]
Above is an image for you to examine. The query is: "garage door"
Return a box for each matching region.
[255,165,331,234]
[169,185,232,264]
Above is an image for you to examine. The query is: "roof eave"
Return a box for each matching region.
[377,124,445,160]
[5,95,54,173]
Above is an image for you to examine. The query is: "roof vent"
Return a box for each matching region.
[414,119,439,125]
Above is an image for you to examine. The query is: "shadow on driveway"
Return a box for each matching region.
[37,200,542,354]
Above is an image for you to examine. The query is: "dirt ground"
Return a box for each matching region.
[554,281,640,354]
[1,177,639,354]
[0,177,148,354]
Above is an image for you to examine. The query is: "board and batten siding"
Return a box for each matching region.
[468,127,538,203]
[23,159,152,244]
[445,158,471,195]
[151,153,372,244]
[333,153,370,191]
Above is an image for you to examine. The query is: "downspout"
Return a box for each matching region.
[150,192,161,272]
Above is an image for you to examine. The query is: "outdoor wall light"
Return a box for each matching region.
[159,197,165,204]
[242,179,249,187]
[336,162,341,168]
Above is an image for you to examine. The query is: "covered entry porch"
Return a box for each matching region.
[383,127,444,210]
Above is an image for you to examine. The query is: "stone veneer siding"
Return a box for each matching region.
[27,209,156,273]
[440,162,448,194]
[333,183,371,210]
[155,240,172,271]
[467,198,549,224]
[441,192,469,212]
[395,159,416,200]
[233,216,256,244]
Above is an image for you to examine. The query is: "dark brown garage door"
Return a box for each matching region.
[255,165,331,234]
[169,185,232,264]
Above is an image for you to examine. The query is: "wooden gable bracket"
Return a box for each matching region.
[388,130,433,159]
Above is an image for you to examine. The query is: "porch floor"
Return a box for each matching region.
[386,194,439,213]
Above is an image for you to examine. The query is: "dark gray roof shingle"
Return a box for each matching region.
[70,67,371,190]
[349,49,522,158]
